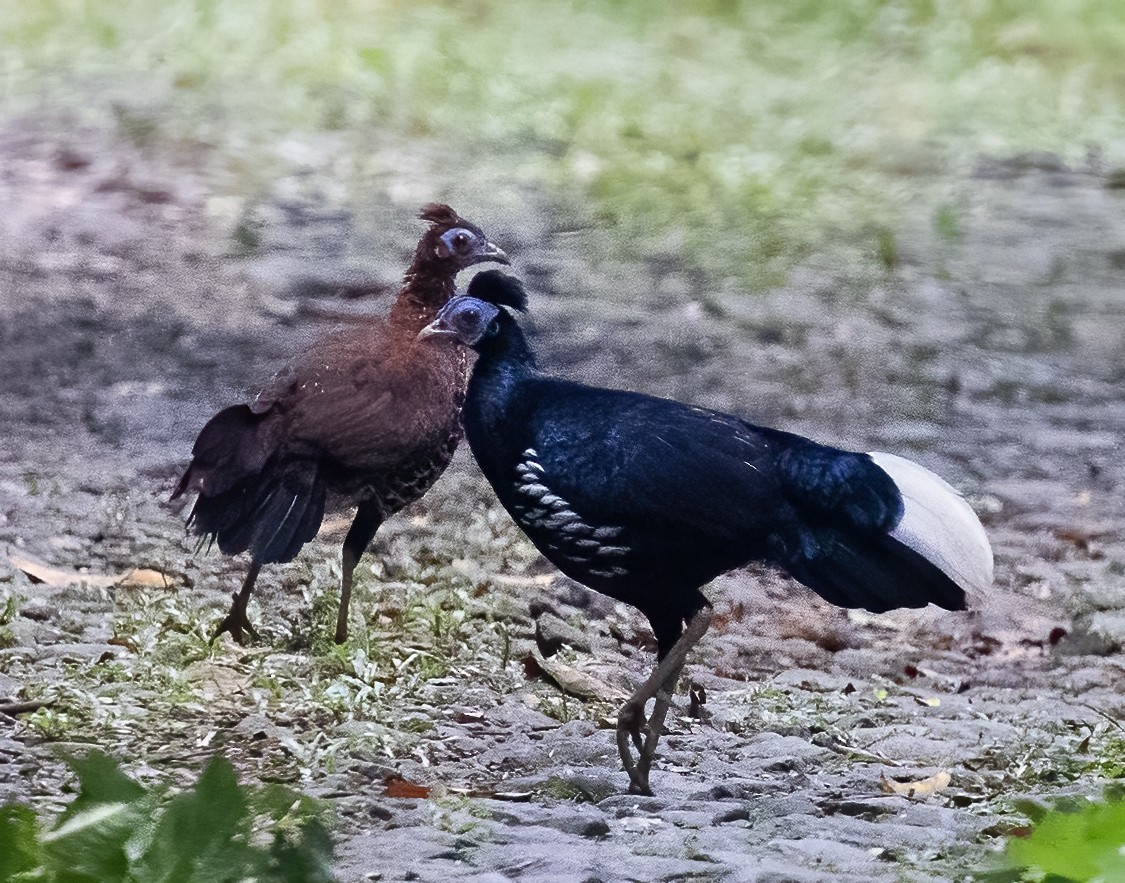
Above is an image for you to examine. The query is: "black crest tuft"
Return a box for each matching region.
[467,270,529,312]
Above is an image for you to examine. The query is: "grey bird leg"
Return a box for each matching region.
[336,503,383,644]
[616,606,713,795]
[211,562,262,645]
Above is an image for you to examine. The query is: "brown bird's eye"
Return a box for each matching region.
[452,231,470,249]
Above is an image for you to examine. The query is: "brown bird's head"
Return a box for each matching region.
[407,204,508,280]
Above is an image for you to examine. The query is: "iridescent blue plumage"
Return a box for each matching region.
[422,273,992,795]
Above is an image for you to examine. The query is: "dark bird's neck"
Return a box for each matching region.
[466,313,538,422]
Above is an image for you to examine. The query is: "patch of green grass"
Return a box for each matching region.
[935,204,964,242]
[1,540,525,790]
[23,703,87,742]
[4,1,1125,289]
[0,593,19,649]
[876,227,899,271]
[1087,734,1125,780]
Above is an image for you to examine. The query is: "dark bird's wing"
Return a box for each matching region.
[511,384,966,613]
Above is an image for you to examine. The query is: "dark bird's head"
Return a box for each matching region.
[419,270,529,350]
[409,204,508,278]
[419,295,503,348]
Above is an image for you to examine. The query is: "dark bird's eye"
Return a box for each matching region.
[451,231,471,249]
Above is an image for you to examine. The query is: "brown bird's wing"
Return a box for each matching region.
[251,323,463,473]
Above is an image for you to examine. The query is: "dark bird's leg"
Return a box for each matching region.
[211,562,263,645]
[336,502,383,644]
[616,606,713,795]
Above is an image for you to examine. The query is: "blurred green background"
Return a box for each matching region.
[3,0,1124,288]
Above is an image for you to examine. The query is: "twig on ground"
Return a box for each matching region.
[0,700,55,718]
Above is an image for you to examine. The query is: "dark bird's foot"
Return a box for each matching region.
[209,592,260,646]
[616,695,667,796]
[613,609,715,795]
[616,706,648,793]
[617,699,646,753]
[617,694,680,796]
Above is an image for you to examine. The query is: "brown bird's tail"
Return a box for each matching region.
[172,405,327,564]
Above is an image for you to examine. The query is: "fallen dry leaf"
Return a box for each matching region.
[117,568,173,588]
[530,650,629,701]
[384,774,431,798]
[9,555,177,591]
[490,572,557,588]
[9,553,120,588]
[318,514,354,536]
[521,653,543,680]
[881,770,952,798]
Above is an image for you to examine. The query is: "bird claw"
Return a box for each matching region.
[209,592,259,646]
[617,701,645,753]
[627,776,654,796]
[616,700,654,795]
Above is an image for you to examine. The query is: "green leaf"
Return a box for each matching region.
[35,752,156,883]
[58,750,147,824]
[137,756,254,883]
[267,819,337,883]
[43,799,158,883]
[1006,792,1125,880]
[2,754,336,883]
[0,805,44,880]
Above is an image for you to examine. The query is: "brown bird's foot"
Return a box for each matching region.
[209,592,260,646]
[616,705,648,792]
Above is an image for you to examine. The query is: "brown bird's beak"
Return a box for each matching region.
[474,240,509,266]
[418,317,455,340]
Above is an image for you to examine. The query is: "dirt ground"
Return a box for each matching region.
[1,121,1124,882]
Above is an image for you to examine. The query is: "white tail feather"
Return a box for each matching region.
[868,452,993,596]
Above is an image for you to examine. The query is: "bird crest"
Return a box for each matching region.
[418,203,474,231]
[466,270,529,312]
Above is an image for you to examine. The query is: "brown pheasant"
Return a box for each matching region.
[172,204,507,644]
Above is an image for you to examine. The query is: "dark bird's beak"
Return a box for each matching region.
[473,240,509,266]
[418,317,455,340]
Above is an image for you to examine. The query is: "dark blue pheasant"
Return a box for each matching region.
[421,271,993,794]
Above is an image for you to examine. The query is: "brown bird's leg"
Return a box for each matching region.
[336,502,383,644]
[210,562,262,645]
[616,606,713,795]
